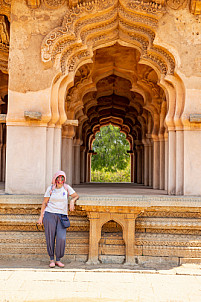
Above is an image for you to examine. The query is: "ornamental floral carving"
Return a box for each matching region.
[43,0,66,9]
[41,0,177,77]
[166,0,188,10]
[0,15,9,74]
[0,0,11,20]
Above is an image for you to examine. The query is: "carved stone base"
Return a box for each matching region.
[1,195,201,265]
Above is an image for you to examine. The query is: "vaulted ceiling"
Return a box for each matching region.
[66,43,166,148]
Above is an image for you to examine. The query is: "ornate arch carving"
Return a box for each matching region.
[41,0,175,77]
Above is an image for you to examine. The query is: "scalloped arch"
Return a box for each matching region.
[41,0,175,78]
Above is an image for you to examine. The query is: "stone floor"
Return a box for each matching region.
[0,182,168,196]
[1,260,201,302]
[72,183,167,196]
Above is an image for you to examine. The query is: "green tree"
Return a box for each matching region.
[91,125,130,172]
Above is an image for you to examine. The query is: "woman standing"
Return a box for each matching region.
[37,171,79,268]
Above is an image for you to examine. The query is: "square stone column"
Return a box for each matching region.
[6,125,47,194]
[159,135,165,190]
[153,137,160,189]
[73,139,81,185]
[168,130,176,195]
[142,140,149,186]
[80,147,86,183]
[87,212,101,265]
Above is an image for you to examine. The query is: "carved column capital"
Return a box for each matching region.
[62,125,75,139]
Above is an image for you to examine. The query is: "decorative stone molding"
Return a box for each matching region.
[24,111,42,121]
[189,114,201,123]
[0,114,6,123]
[1,196,201,262]
[43,0,65,9]
[136,218,201,229]
[41,0,176,77]
[63,119,78,126]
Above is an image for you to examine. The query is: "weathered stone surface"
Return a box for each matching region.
[189,114,201,123]
[1,0,201,266]
[24,111,42,121]
[0,114,6,122]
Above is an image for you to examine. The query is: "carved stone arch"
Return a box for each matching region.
[159,78,176,130]
[100,216,126,233]
[41,0,176,79]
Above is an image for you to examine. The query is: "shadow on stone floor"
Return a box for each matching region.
[0,259,181,272]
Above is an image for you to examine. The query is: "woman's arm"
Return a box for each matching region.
[69,192,79,212]
[37,197,49,224]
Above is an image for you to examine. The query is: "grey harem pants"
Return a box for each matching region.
[43,211,67,261]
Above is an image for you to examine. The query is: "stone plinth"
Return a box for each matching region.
[1,194,201,265]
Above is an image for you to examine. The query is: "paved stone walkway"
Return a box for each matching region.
[1,261,201,302]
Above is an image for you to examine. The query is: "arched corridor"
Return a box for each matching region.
[61,43,182,195]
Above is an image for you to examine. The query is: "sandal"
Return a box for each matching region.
[49,260,55,268]
[55,261,65,268]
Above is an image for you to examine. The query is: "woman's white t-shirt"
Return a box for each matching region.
[44,185,75,215]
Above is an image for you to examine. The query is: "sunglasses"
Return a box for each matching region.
[56,176,65,181]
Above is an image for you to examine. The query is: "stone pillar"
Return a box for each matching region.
[164,133,168,191]
[53,126,62,174]
[159,135,165,190]
[0,125,3,182]
[142,140,149,186]
[61,137,73,186]
[2,142,6,182]
[141,145,144,184]
[182,87,201,195]
[153,137,160,189]
[6,125,47,194]
[148,140,153,187]
[130,152,134,183]
[176,130,184,195]
[46,126,54,188]
[86,151,92,183]
[46,126,62,187]
[5,1,56,194]
[80,147,86,183]
[73,139,81,185]
[134,150,137,183]
[168,130,176,195]
[124,214,137,265]
[87,212,101,265]
[61,125,75,186]
[136,145,142,184]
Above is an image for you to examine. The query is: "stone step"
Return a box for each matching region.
[0,231,89,245]
[0,242,89,255]
[0,214,89,232]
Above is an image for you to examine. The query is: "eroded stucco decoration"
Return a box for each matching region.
[0,0,11,20]
[41,0,176,77]
[0,15,9,74]
[26,0,41,8]
[24,0,201,14]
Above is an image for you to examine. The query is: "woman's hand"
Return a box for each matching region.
[37,215,43,225]
[69,192,79,211]
[69,199,75,211]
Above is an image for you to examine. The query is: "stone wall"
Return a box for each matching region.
[1,195,201,266]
